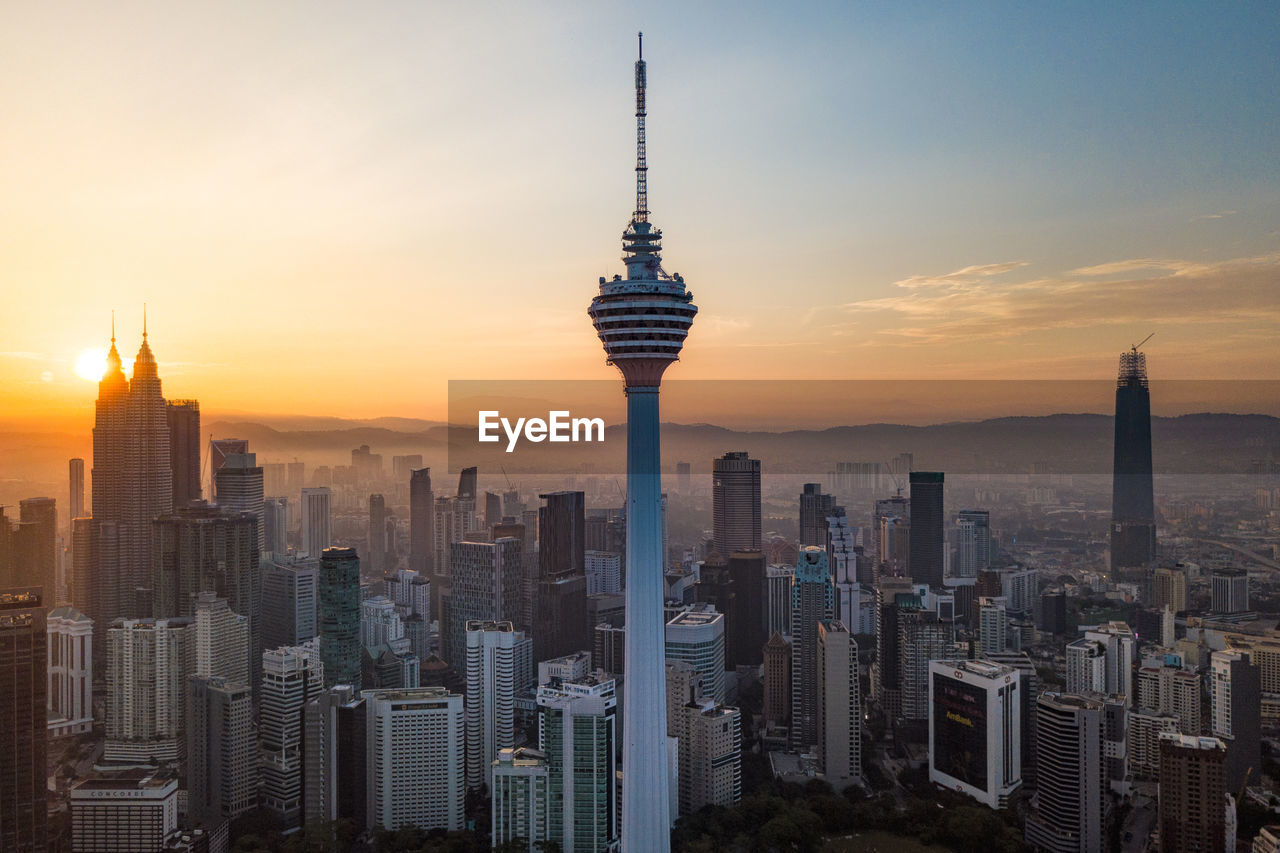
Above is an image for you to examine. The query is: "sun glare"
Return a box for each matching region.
[74,348,108,382]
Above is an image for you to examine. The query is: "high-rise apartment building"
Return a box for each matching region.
[1136,663,1201,734]
[303,685,367,830]
[194,591,249,687]
[1068,622,1135,703]
[979,596,1009,656]
[319,547,361,688]
[899,607,954,723]
[790,547,834,750]
[712,452,761,556]
[105,617,194,764]
[46,605,93,737]
[187,675,257,827]
[908,472,945,588]
[953,509,991,579]
[491,747,552,850]
[166,400,201,509]
[1128,709,1180,778]
[929,659,1022,809]
[364,687,466,833]
[537,674,619,850]
[766,564,794,637]
[152,505,259,680]
[1158,734,1231,853]
[816,620,860,790]
[799,483,835,548]
[465,620,525,789]
[1111,345,1156,571]
[0,589,47,853]
[300,487,332,558]
[1024,693,1106,853]
[666,661,742,815]
[259,641,323,828]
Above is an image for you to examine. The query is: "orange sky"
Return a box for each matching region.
[3,4,1278,426]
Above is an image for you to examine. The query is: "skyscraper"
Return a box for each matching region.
[1211,568,1249,615]
[367,493,390,576]
[300,487,332,558]
[0,589,47,853]
[104,617,194,764]
[1210,649,1261,793]
[537,673,619,851]
[953,509,990,579]
[586,34,698,851]
[259,641,323,828]
[303,684,367,830]
[799,483,835,548]
[465,620,524,789]
[490,747,552,850]
[166,399,201,509]
[446,538,522,672]
[790,546,834,750]
[364,687,466,833]
[214,451,264,536]
[409,468,435,578]
[1110,343,1156,571]
[665,603,727,703]
[908,472,944,588]
[666,660,742,815]
[929,659,1022,809]
[46,605,93,737]
[534,492,589,661]
[871,495,910,581]
[194,591,249,687]
[187,675,257,827]
[18,498,57,605]
[91,320,174,627]
[263,496,288,554]
[319,547,361,688]
[1024,693,1106,853]
[816,620,861,791]
[69,458,86,526]
[712,452,761,555]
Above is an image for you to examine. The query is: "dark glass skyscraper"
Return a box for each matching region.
[409,468,434,578]
[0,588,47,853]
[712,452,761,555]
[1111,345,1156,571]
[166,399,202,508]
[319,547,361,688]
[908,472,944,588]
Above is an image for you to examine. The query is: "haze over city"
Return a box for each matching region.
[2,2,1278,424]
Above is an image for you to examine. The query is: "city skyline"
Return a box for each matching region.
[3,3,1278,423]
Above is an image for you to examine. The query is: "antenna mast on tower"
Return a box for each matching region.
[633,31,648,223]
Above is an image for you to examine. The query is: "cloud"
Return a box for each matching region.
[0,351,46,360]
[1191,210,1238,221]
[891,261,1028,289]
[841,253,1280,346]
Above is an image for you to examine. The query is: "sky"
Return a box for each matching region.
[2,1,1278,425]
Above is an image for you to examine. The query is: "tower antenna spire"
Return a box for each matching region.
[633,31,648,223]
[111,310,116,345]
[143,303,148,339]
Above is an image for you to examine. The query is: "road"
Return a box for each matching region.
[1196,539,1280,571]
[1122,793,1157,853]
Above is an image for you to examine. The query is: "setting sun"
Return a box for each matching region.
[74,348,107,382]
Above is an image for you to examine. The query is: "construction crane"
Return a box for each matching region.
[883,461,906,496]
[1237,766,1252,806]
[1131,332,1155,353]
